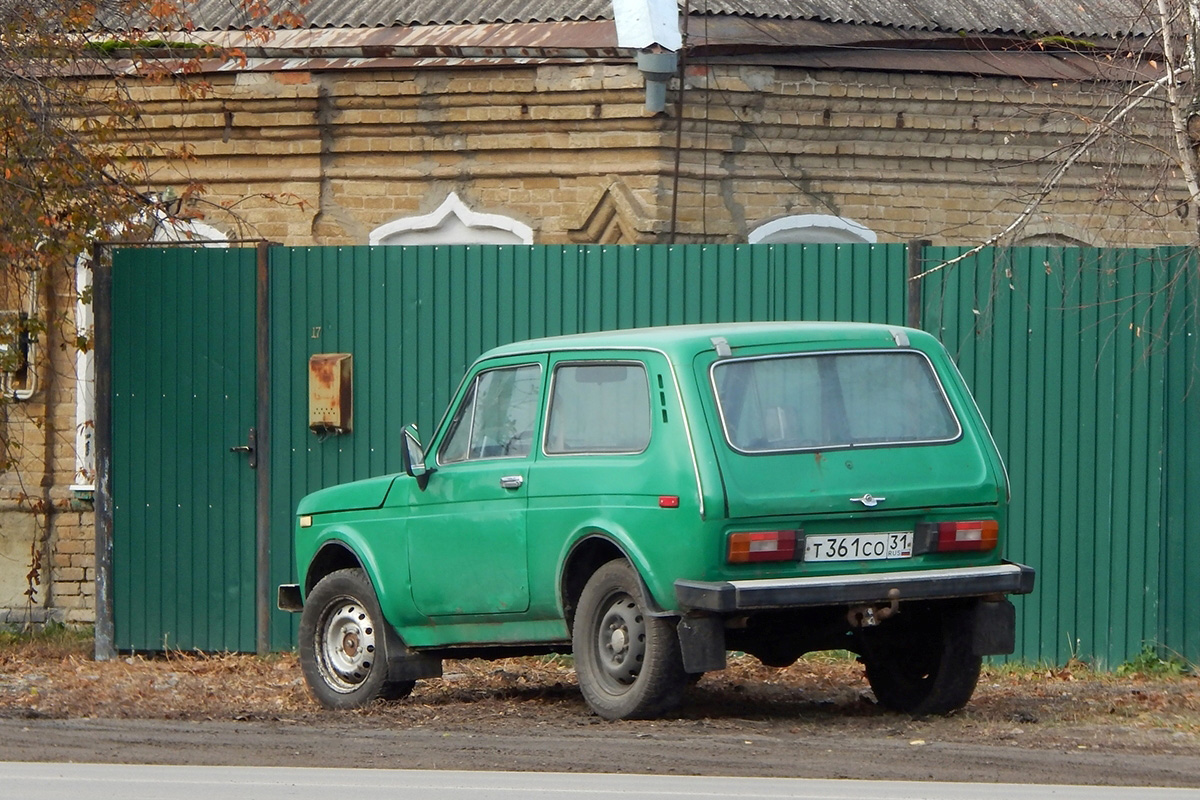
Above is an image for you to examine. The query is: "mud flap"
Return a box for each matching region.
[971,598,1016,656]
[383,624,443,681]
[677,614,727,673]
[387,653,443,682]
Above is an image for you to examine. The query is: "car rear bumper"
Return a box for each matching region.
[675,561,1035,613]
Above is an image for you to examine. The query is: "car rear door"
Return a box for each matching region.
[697,345,1005,524]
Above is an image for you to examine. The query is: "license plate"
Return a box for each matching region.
[803,531,913,562]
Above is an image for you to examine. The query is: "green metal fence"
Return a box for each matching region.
[920,245,1199,666]
[105,242,1200,666]
[263,244,909,648]
[1161,248,1200,669]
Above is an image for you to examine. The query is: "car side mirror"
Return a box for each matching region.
[401,424,432,489]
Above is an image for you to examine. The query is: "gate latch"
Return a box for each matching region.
[231,427,258,469]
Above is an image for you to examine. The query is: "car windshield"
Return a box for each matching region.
[711,350,961,453]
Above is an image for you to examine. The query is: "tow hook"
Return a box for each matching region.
[847,588,901,628]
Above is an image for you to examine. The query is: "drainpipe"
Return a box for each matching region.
[637,50,678,113]
[613,0,683,113]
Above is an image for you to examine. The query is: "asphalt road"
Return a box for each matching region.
[2,716,1198,788]
[3,763,1200,800]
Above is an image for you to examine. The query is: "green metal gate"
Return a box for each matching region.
[107,246,260,652]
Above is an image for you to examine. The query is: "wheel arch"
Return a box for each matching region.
[303,539,366,595]
[302,529,421,637]
[560,533,669,633]
[301,536,433,665]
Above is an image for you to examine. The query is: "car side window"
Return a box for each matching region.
[545,362,651,454]
[439,364,541,463]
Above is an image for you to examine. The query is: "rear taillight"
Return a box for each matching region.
[935,520,999,552]
[727,530,798,563]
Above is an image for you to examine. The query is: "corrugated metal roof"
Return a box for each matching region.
[178,0,615,30]
[151,0,1157,39]
[191,21,623,59]
[692,1,1154,38]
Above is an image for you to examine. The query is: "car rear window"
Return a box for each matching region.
[711,350,961,453]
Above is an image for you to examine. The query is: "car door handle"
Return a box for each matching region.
[499,475,524,489]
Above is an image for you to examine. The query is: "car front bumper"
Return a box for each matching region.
[675,561,1035,613]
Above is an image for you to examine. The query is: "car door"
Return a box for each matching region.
[406,356,546,616]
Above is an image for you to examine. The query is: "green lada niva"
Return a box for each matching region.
[279,321,1035,720]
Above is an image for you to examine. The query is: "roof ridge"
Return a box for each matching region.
[108,0,1156,40]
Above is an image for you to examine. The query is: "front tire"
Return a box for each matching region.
[299,567,409,709]
[572,560,687,720]
[860,604,982,716]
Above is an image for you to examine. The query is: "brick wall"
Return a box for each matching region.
[116,60,1192,249]
[1,268,92,625]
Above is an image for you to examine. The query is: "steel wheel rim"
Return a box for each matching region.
[593,592,647,690]
[316,598,378,693]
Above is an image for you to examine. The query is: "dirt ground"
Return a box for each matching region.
[0,637,1197,787]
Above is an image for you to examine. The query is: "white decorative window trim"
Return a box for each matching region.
[153,216,231,245]
[71,256,94,493]
[369,192,533,246]
[749,214,877,244]
[1012,221,1102,248]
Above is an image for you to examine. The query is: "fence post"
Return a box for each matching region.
[906,238,931,329]
[92,243,115,661]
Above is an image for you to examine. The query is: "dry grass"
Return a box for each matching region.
[0,642,312,720]
[1,630,1197,749]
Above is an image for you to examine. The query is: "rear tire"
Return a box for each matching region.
[299,568,411,709]
[860,605,981,716]
[572,560,687,720]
